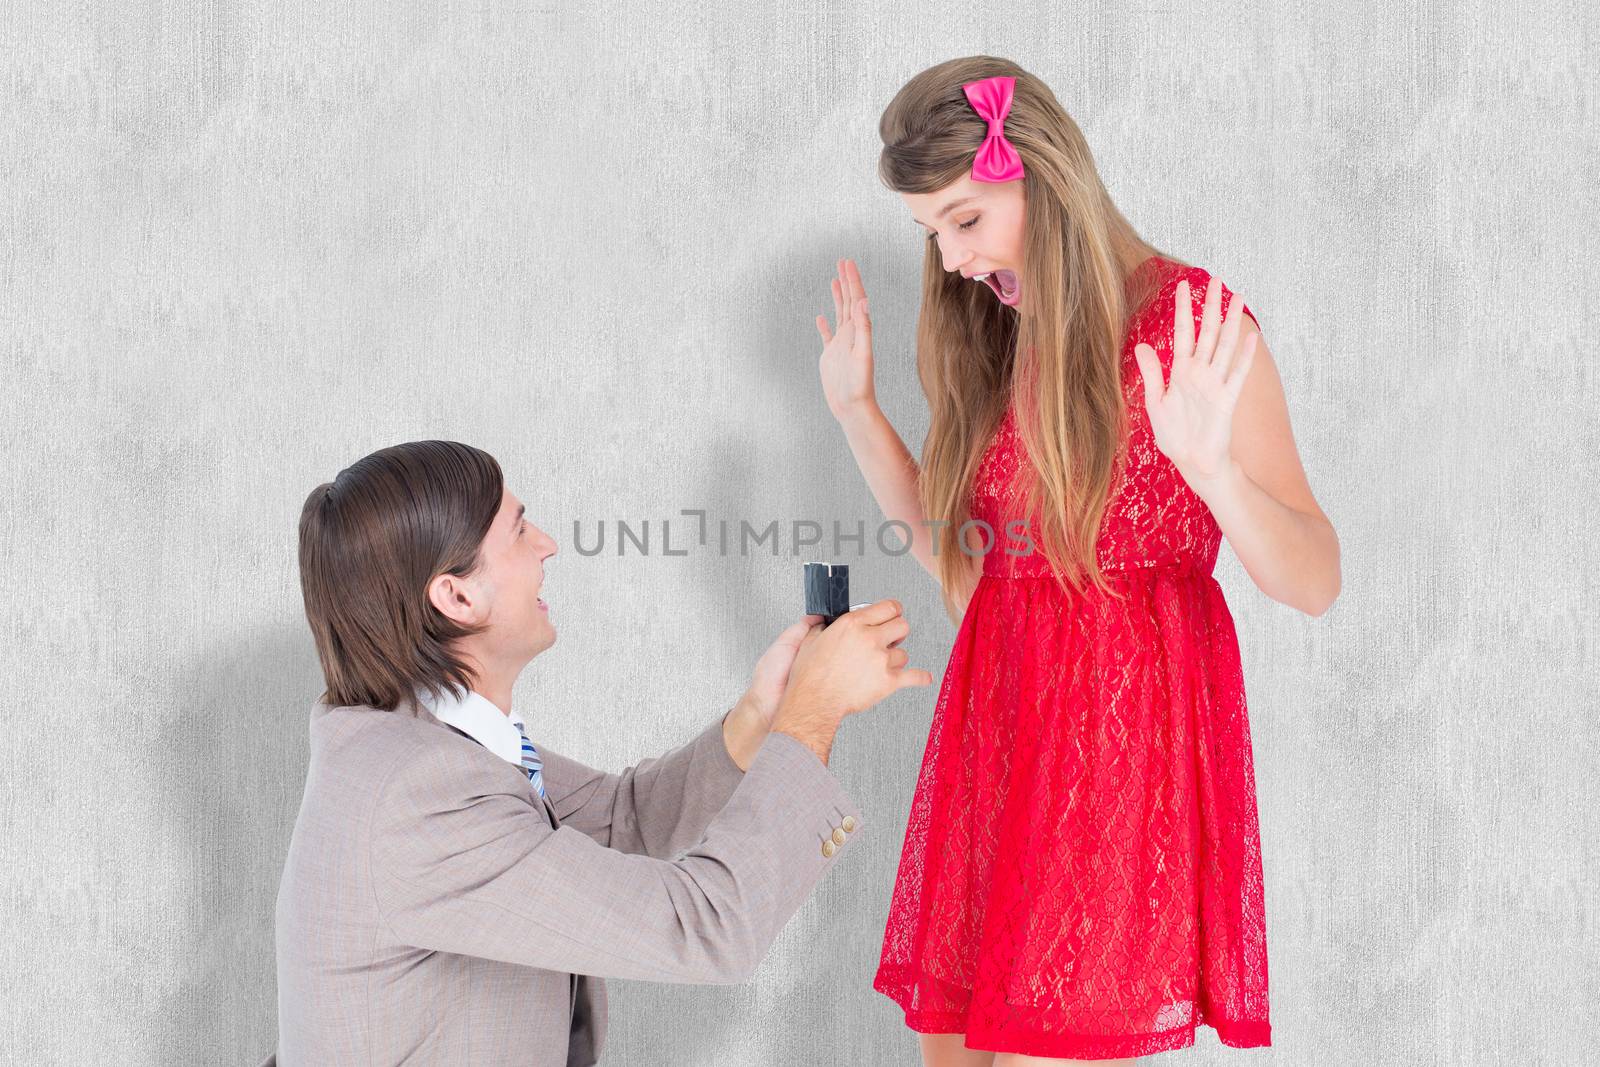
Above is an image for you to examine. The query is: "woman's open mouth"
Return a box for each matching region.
[973,269,1020,306]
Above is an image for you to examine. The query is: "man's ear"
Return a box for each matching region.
[426,572,481,627]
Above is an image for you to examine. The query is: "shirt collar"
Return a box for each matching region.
[414,684,526,767]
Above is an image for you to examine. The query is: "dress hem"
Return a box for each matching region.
[873,971,1272,1059]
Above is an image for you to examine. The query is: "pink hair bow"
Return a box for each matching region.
[962,75,1024,183]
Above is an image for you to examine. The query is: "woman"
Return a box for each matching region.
[813,57,1340,1065]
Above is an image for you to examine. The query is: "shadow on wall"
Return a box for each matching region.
[142,621,319,1064]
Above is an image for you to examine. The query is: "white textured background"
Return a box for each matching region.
[4,1,1597,1064]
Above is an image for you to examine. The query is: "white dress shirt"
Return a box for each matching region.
[413,684,529,768]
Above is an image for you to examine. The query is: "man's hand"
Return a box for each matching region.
[741,614,826,725]
[770,599,935,766]
[724,614,826,771]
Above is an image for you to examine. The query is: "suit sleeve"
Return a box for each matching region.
[535,711,747,858]
[368,729,864,984]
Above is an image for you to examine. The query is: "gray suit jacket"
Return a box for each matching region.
[268,695,865,1065]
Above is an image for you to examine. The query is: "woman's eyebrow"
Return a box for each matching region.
[912,196,980,227]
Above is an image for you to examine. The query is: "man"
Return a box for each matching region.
[268,440,932,1065]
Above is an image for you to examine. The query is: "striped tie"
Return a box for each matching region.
[516,721,547,800]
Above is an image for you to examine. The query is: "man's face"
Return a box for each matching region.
[451,487,559,663]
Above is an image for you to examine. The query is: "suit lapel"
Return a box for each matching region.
[433,718,559,828]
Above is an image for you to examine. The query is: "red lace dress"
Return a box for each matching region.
[873,261,1273,1059]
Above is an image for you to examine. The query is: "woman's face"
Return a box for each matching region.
[900,174,1027,307]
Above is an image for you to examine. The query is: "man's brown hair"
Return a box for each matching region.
[298,440,503,711]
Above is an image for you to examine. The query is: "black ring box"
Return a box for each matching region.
[803,562,850,626]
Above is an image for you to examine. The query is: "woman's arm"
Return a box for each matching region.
[1186,316,1341,616]
[1134,272,1341,616]
[819,259,980,611]
[835,402,940,579]
[840,402,982,615]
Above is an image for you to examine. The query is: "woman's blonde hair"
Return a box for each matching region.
[878,56,1179,616]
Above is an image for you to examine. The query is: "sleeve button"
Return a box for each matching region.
[831,827,847,846]
[841,816,857,833]
[822,840,837,858]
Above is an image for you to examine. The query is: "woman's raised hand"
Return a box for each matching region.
[815,258,878,422]
[1132,275,1259,490]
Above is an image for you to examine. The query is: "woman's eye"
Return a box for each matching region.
[926,217,979,242]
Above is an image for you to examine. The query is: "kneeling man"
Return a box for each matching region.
[269,440,931,1066]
